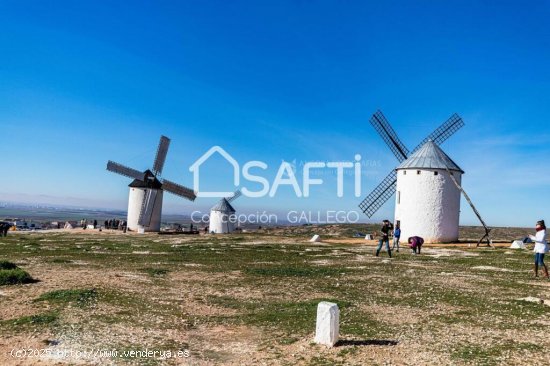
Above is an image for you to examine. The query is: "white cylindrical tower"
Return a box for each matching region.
[127,186,163,232]
[394,141,463,243]
[209,198,236,234]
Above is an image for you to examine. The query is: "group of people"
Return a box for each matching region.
[80,219,101,229]
[79,219,127,231]
[104,219,126,230]
[375,219,424,258]
[374,219,550,280]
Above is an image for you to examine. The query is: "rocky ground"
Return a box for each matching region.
[0,227,549,365]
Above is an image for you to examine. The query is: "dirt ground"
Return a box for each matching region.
[1,227,549,365]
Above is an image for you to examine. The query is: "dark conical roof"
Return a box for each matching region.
[211,198,236,212]
[128,169,163,189]
[396,140,464,173]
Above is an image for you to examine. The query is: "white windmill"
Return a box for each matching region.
[394,140,463,242]
[359,110,491,245]
[106,136,196,232]
[209,190,241,234]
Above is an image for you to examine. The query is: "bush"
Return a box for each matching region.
[0,261,18,270]
[140,267,170,277]
[36,289,97,307]
[4,312,59,326]
[0,268,34,285]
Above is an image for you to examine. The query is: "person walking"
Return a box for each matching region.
[375,220,392,258]
[0,222,10,237]
[408,236,424,255]
[531,220,548,278]
[392,223,401,252]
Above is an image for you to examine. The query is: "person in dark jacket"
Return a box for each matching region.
[375,220,392,258]
[0,222,10,237]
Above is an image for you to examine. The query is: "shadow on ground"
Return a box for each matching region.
[336,339,399,347]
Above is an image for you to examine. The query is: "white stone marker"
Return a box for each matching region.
[365,234,373,240]
[314,301,339,347]
[310,235,321,242]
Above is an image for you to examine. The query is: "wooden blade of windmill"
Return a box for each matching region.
[226,189,242,203]
[107,161,145,181]
[152,136,171,176]
[411,114,465,154]
[358,170,397,218]
[138,189,158,227]
[161,179,196,201]
[369,110,410,162]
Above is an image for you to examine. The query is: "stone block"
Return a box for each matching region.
[314,301,339,347]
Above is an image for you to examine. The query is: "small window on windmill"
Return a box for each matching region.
[417,170,421,175]
[434,171,438,176]
[403,171,406,175]
[397,191,401,204]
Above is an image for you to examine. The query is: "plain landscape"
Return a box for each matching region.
[1,225,549,365]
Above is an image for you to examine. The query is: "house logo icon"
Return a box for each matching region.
[189,146,239,197]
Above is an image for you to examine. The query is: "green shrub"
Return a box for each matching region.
[36,289,97,307]
[140,267,170,277]
[0,261,18,270]
[0,268,34,285]
[4,312,59,327]
[245,266,345,277]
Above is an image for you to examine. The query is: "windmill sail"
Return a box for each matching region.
[358,170,397,217]
[226,189,242,203]
[152,136,171,176]
[161,179,196,201]
[107,161,146,181]
[411,114,464,155]
[359,111,465,218]
[138,189,158,227]
[370,110,410,162]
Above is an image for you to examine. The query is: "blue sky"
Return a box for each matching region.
[1,0,549,226]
